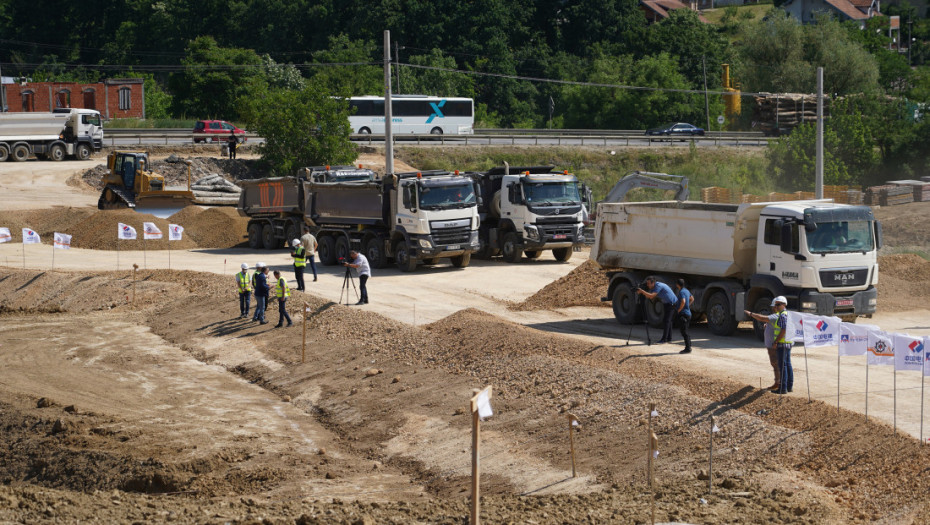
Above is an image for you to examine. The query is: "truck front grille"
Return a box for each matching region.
[432,225,471,245]
[819,268,868,287]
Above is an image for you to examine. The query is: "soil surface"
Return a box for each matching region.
[1,154,930,523]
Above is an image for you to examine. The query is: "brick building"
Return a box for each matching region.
[0,78,145,119]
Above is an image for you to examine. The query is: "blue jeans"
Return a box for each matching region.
[239,292,250,316]
[253,295,267,321]
[306,255,318,279]
[359,274,369,303]
[776,344,793,393]
[661,303,675,342]
[277,298,292,326]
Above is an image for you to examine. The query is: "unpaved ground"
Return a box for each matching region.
[2,158,930,523]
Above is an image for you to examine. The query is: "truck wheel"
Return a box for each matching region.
[502,232,523,263]
[552,247,573,262]
[319,236,336,265]
[473,244,496,259]
[48,144,66,162]
[524,250,542,260]
[11,144,30,162]
[261,224,276,250]
[365,237,388,269]
[0,145,8,162]
[394,241,417,272]
[248,223,263,249]
[644,300,666,328]
[450,253,471,268]
[335,236,350,262]
[707,291,737,336]
[751,296,773,342]
[285,223,299,247]
[75,143,92,160]
[612,282,640,324]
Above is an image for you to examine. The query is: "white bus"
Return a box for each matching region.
[347,95,474,136]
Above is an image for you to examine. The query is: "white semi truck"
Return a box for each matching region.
[470,165,588,262]
[591,198,881,337]
[0,109,103,162]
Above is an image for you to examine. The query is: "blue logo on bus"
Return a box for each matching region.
[426,100,446,123]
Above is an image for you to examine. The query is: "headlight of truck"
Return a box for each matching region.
[470,231,479,244]
[418,238,432,248]
[868,297,877,306]
[801,301,817,311]
[524,225,539,240]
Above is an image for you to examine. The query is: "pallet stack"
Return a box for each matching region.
[701,187,733,204]
[866,185,914,206]
[765,192,796,202]
[753,93,831,134]
[741,194,766,203]
[888,180,930,202]
[844,190,864,205]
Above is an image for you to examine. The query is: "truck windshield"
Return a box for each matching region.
[807,220,874,254]
[523,181,580,206]
[418,183,476,209]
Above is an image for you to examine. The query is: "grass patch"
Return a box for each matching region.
[394,145,773,201]
[701,3,773,25]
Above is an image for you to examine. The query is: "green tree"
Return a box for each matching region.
[402,49,475,97]
[239,84,356,175]
[169,36,263,119]
[309,35,381,96]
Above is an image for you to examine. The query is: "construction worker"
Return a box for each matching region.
[300,225,318,282]
[252,262,269,324]
[236,263,252,318]
[291,239,306,291]
[272,270,293,328]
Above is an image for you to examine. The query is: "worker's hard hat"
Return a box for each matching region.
[241,263,249,270]
[257,261,266,268]
[292,239,301,246]
[771,296,788,307]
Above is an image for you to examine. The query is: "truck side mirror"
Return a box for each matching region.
[874,221,883,250]
[402,185,412,208]
[474,182,483,206]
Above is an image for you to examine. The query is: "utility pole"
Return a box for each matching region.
[816,67,824,200]
[702,56,710,132]
[383,30,394,177]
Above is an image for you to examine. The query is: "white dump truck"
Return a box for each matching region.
[591,198,881,337]
[0,108,103,161]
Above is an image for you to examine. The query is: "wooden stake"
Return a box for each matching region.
[302,302,309,363]
[647,402,655,488]
[804,345,811,403]
[650,431,658,525]
[708,416,715,494]
[866,359,870,421]
[837,350,841,415]
[567,413,578,477]
[470,386,492,525]
[894,367,897,435]
[132,264,138,308]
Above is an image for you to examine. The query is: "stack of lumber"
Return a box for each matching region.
[701,187,733,204]
[741,194,766,203]
[888,180,930,202]
[766,192,797,202]
[753,93,830,128]
[866,185,914,206]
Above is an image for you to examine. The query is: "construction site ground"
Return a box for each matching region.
[1,153,929,524]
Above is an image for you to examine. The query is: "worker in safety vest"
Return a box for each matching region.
[236,263,252,318]
[291,239,307,291]
[272,270,293,328]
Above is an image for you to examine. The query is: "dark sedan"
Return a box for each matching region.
[645,122,705,136]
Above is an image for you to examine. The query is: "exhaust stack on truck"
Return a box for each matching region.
[591,197,881,338]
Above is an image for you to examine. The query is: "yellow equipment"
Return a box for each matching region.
[97,151,195,218]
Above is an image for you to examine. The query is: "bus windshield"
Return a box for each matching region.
[807,220,874,254]
[523,181,581,206]
[418,183,476,209]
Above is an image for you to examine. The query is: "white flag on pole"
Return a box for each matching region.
[118,223,137,240]
[53,232,72,249]
[839,323,877,356]
[651,409,659,417]
[22,228,41,244]
[787,311,805,344]
[143,222,163,240]
[712,424,720,433]
[168,224,184,241]
[0,227,11,243]
[476,389,493,420]
[867,329,895,366]
[894,334,925,372]
[800,314,842,348]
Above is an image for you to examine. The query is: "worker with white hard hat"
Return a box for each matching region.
[290,238,307,291]
[235,263,252,319]
[252,262,270,324]
[744,296,792,394]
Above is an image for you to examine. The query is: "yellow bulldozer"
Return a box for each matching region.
[97,151,195,218]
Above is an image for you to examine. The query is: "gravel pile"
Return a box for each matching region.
[79,156,267,191]
[513,259,610,310]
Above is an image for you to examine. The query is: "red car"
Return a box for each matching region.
[193,120,247,143]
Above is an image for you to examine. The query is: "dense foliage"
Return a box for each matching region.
[1,0,928,184]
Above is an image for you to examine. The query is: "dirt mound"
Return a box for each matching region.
[873,202,930,254]
[181,207,249,248]
[876,253,930,311]
[0,208,95,243]
[68,209,198,251]
[513,259,609,310]
[79,156,267,191]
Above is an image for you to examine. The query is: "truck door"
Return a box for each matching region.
[758,217,799,285]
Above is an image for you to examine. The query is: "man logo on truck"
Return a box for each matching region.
[426,100,446,124]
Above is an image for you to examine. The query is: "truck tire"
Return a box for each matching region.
[285,223,299,247]
[611,282,640,324]
[75,143,92,160]
[644,299,665,329]
[524,250,542,260]
[751,296,773,342]
[365,237,388,269]
[706,291,737,336]
[48,143,66,162]
[261,224,276,250]
[450,253,471,268]
[0,145,8,162]
[501,232,523,263]
[319,236,336,265]
[473,243,497,259]
[552,247,573,262]
[248,223,263,249]
[394,241,417,272]
[335,236,350,262]
[11,144,30,162]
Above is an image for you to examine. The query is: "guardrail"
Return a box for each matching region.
[102,128,776,147]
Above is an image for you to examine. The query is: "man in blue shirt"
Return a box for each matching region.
[251,262,270,325]
[675,279,694,354]
[636,276,678,344]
